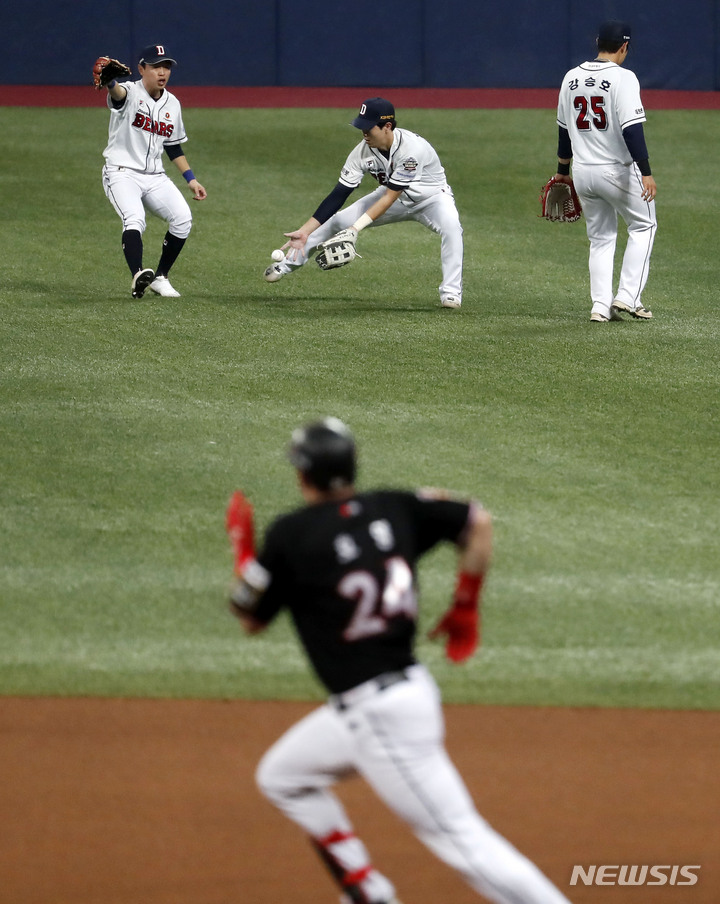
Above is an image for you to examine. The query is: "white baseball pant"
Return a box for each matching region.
[102,165,193,239]
[284,186,464,302]
[572,162,657,317]
[256,664,571,904]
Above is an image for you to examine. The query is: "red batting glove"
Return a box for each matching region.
[428,572,484,663]
[225,490,256,576]
[428,607,479,663]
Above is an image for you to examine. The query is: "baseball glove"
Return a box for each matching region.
[315,228,359,270]
[93,56,131,90]
[539,177,583,222]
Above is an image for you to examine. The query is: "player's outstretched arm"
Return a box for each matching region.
[107,81,128,103]
[282,181,358,260]
[283,217,322,259]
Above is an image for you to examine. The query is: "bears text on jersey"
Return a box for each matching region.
[131,111,175,138]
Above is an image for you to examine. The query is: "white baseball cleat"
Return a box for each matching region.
[263,263,287,282]
[148,275,181,297]
[441,295,462,309]
[131,268,155,299]
[591,307,622,322]
[611,299,652,320]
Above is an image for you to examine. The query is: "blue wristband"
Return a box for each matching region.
[183,169,195,183]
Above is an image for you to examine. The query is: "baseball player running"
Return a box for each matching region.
[226,418,572,904]
[99,44,206,299]
[554,20,657,322]
[264,98,465,309]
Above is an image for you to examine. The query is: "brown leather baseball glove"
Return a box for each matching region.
[92,56,131,90]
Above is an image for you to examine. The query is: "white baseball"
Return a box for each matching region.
[271,249,285,262]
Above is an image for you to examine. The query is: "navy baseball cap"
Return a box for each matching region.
[597,20,631,44]
[139,44,177,66]
[352,98,396,130]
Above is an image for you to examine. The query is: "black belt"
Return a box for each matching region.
[332,669,410,711]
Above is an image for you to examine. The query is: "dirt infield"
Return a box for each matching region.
[1,698,717,904]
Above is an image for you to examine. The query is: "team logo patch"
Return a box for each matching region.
[402,157,418,172]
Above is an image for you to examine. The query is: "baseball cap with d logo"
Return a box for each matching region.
[352,98,396,130]
[139,44,177,65]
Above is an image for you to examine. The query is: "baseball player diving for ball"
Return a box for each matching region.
[554,20,657,322]
[264,98,465,309]
[226,418,572,904]
[96,44,207,299]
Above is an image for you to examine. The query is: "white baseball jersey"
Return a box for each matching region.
[103,80,187,173]
[339,128,449,206]
[557,61,646,166]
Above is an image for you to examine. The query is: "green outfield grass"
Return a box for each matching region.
[1,107,718,708]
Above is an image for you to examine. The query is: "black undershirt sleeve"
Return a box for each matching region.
[165,144,184,161]
[312,182,355,224]
[557,125,573,160]
[622,123,652,176]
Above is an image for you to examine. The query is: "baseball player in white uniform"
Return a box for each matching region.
[264,98,464,309]
[555,20,657,322]
[226,418,573,904]
[100,44,207,299]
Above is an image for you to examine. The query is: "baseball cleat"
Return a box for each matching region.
[441,295,461,309]
[611,299,653,320]
[591,308,623,322]
[148,275,181,297]
[263,263,285,282]
[131,268,155,299]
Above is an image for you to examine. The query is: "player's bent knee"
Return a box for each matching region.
[123,218,146,234]
[255,750,285,800]
[256,748,319,806]
[168,217,192,240]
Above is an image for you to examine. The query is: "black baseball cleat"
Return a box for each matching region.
[131,268,155,298]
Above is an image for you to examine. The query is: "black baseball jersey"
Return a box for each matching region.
[252,490,472,693]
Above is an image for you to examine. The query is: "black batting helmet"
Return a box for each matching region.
[288,417,357,491]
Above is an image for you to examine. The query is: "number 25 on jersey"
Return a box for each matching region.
[574,95,608,130]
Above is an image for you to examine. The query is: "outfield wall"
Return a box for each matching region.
[3,0,719,91]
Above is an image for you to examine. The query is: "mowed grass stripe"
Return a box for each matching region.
[1,107,718,708]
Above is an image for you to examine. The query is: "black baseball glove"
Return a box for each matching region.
[93,56,131,90]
